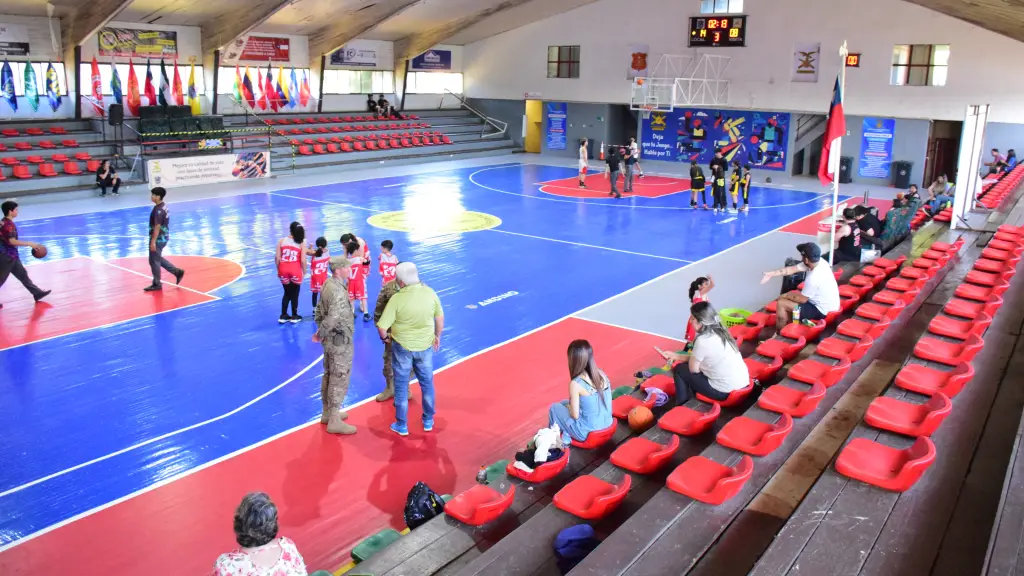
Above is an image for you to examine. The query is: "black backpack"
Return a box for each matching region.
[780,257,806,294]
[403,481,446,529]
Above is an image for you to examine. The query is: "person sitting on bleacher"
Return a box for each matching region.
[761,242,840,330]
[823,208,862,264]
[366,94,378,115]
[95,159,120,197]
[1002,149,1017,173]
[925,174,954,214]
[547,339,612,445]
[212,492,308,576]
[657,302,749,404]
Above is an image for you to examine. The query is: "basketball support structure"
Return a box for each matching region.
[630,53,732,115]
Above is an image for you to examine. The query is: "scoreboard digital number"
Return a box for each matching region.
[688,16,747,48]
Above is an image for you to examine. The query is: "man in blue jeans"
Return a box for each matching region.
[376,262,444,436]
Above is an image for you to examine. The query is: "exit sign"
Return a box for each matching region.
[846,53,861,67]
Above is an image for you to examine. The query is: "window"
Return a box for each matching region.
[7,62,67,96]
[890,44,949,87]
[700,0,743,13]
[78,63,204,96]
[406,72,463,94]
[322,70,394,94]
[547,46,580,79]
[217,67,312,95]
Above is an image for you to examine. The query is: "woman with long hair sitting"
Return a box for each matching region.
[659,302,749,404]
[548,339,613,444]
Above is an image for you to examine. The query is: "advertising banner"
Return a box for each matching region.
[147,152,270,188]
[858,117,895,179]
[223,36,290,64]
[640,107,790,170]
[545,102,567,150]
[0,24,29,57]
[98,27,177,58]
[410,49,452,71]
[330,40,383,67]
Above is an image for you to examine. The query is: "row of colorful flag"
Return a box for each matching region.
[233,64,313,112]
[90,57,201,117]
[0,60,63,112]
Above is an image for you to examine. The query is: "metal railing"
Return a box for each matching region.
[227,97,296,174]
[438,89,508,139]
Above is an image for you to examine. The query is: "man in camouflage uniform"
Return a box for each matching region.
[313,256,356,435]
[373,277,417,402]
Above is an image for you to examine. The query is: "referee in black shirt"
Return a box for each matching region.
[606,147,622,198]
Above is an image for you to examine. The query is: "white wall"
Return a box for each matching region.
[0,16,71,119]
[463,0,1024,123]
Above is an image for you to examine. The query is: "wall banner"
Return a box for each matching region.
[147,152,270,188]
[640,107,791,171]
[859,117,896,179]
[98,27,177,59]
[330,44,378,67]
[223,36,290,64]
[546,102,567,150]
[627,43,649,79]
[0,24,29,56]
[411,50,452,71]
[791,42,820,83]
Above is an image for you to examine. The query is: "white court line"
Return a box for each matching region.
[23,233,277,255]
[93,257,221,299]
[268,192,383,212]
[575,316,687,344]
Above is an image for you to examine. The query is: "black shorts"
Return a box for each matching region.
[798,301,827,321]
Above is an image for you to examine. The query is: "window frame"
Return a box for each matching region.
[405,72,463,94]
[700,0,743,14]
[321,69,394,95]
[7,62,68,96]
[546,45,580,79]
[890,44,949,87]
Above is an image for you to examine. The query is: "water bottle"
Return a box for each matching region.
[792,305,801,324]
[476,466,488,484]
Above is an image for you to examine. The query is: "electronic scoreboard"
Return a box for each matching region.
[688,16,746,48]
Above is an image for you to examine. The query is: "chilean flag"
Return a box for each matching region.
[818,76,846,186]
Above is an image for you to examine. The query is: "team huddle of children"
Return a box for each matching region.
[689,154,753,214]
[275,223,399,324]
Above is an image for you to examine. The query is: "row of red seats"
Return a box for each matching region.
[3,152,93,165]
[296,135,452,155]
[291,131,443,146]
[836,233,1021,492]
[0,159,100,179]
[275,122,430,137]
[0,139,79,151]
[1,126,67,137]
[265,114,420,125]
[977,165,1024,209]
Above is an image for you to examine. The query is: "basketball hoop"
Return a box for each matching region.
[641,104,655,119]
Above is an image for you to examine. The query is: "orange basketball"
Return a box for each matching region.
[636,78,645,86]
[31,245,47,259]
[628,406,655,431]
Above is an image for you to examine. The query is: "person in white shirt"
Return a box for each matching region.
[659,302,749,403]
[578,138,589,189]
[628,137,645,178]
[760,243,840,330]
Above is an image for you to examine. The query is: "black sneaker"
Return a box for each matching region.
[289,315,302,324]
[614,193,622,199]
[144,284,162,292]
[33,290,51,302]
[363,313,371,322]
[174,270,185,285]
[279,314,289,324]
[634,370,654,380]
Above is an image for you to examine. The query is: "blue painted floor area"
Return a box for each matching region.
[0,161,836,544]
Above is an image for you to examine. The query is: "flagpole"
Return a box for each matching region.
[828,41,849,267]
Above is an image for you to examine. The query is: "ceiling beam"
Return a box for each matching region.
[901,0,1024,43]
[392,0,533,66]
[51,0,133,48]
[200,0,295,54]
[306,0,422,60]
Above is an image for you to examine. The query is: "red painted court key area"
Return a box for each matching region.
[0,255,243,350]
[540,174,690,199]
[0,317,678,575]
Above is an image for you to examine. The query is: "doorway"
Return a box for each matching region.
[924,120,963,187]
[524,100,542,153]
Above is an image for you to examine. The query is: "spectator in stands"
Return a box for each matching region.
[761,242,840,329]
[983,148,1005,175]
[376,262,444,436]
[822,208,861,264]
[853,205,884,249]
[1003,149,1017,172]
[547,339,613,444]
[376,94,387,112]
[879,190,919,250]
[366,94,378,115]
[926,174,954,214]
[212,492,308,576]
[658,302,749,403]
[96,159,120,196]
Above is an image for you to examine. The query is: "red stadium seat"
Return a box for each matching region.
[38,140,56,149]
[840,284,870,299]
[412,137,422,146]
[390,138,400,148]
[755,336,807,362]
[14,142,31,150]
[860,265,888,279]
[442,135,453,144]
[302,127,316,134]
[698,379,755,407]
[758,381,827,417]
[505,448,570,483]
[327,143,340,153]
[86,160,101,172]
[1,128,18,136]
[779,319,827,341]
[848,274,876,288]
[316,137,329,144]
[570,422,617,449]
[12,165,30,178]
[444,484,515,526]
[38,163,58,176]
[51,153,69,162]
[929,239,964,252]
[3,157,21,165]
[340,143,353,152]
[837,315,891,340]
[817,335,873,363]
[63,161,82,175]
[730,322,762,343]
[744,355,783,382]
[432,136,442,145]
[353,142,366,151]
[921,249,951,262]
[610,435,680,474]
[943,295,1002,320]
[366,141,378,150]
[26,127,43,135]
[401,138,412,147]
[290,129,303,135]
[553,474,630,520]
[74,152,92,161]
[61,139,78,147]
[884,276,921,292]
[895,362,974,398]
[865,393,952,437]
[788,357,852,388]
[835,436,935,492]
[839,295,859,312]
[640,373,674,396]
[928,313,991,340]
[667,455,753,504]
[298,145,313,155]
[982,246,1023,261]
[856,299,906,321]
[964,269,1014,287]
[914,334,984,366]
[378,139,390,149]
[717,414,792,456]
[316,127,328,133]
[330,126,343,132]
[746,311,776,327]
[988,239,1018,251]
[302,138,315,145]
[872,255,907,272]
[975,257,1019,274]
[25,155,43,164]
[276,118,291,124]
[611,393,657,420]
[873,286,919,305]
[954,280,1011,301]
[658,403,720,436]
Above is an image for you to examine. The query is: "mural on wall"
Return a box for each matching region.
[641,107,790,170]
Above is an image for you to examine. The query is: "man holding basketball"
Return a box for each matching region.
[0,200,50,308]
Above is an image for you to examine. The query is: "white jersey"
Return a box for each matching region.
[579,145,588,169]
[630,141,640,159]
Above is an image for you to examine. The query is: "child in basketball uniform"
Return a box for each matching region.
[379,239,398,284]
[345,240,371,322]
[684,275,715,348]
[629,137,644,178]
[276,223,307,324]
[578,138,588,188]
[740,164,752,212]
[309,237,330,308]
[729,161,742,212]
[690,160,707,209]
[712,164,727,214]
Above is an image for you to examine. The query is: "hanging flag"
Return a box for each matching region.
[277,66,289,108]
[1,60,16,111]
[188,63,200,115]
[241,66,256,108]
[111,63,123,106]
[45,63,61,112]
[158,60,173,106]
[299,70,310,107]
[817,75,846,186]
[144,59,157,106]
[127,60,141,116]
[264,63,277,112]
[288,68,298,108]
[90,56,104,115]
[23,60,38,112]
[172,60,183,106]
[233,65,242,104]
[256,68,267,110]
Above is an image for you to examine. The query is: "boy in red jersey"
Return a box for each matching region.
[379,239,398,284]
[309,237,330,308]
[345,240,371,322]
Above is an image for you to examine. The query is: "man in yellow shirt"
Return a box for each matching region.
[376,262,444,436]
